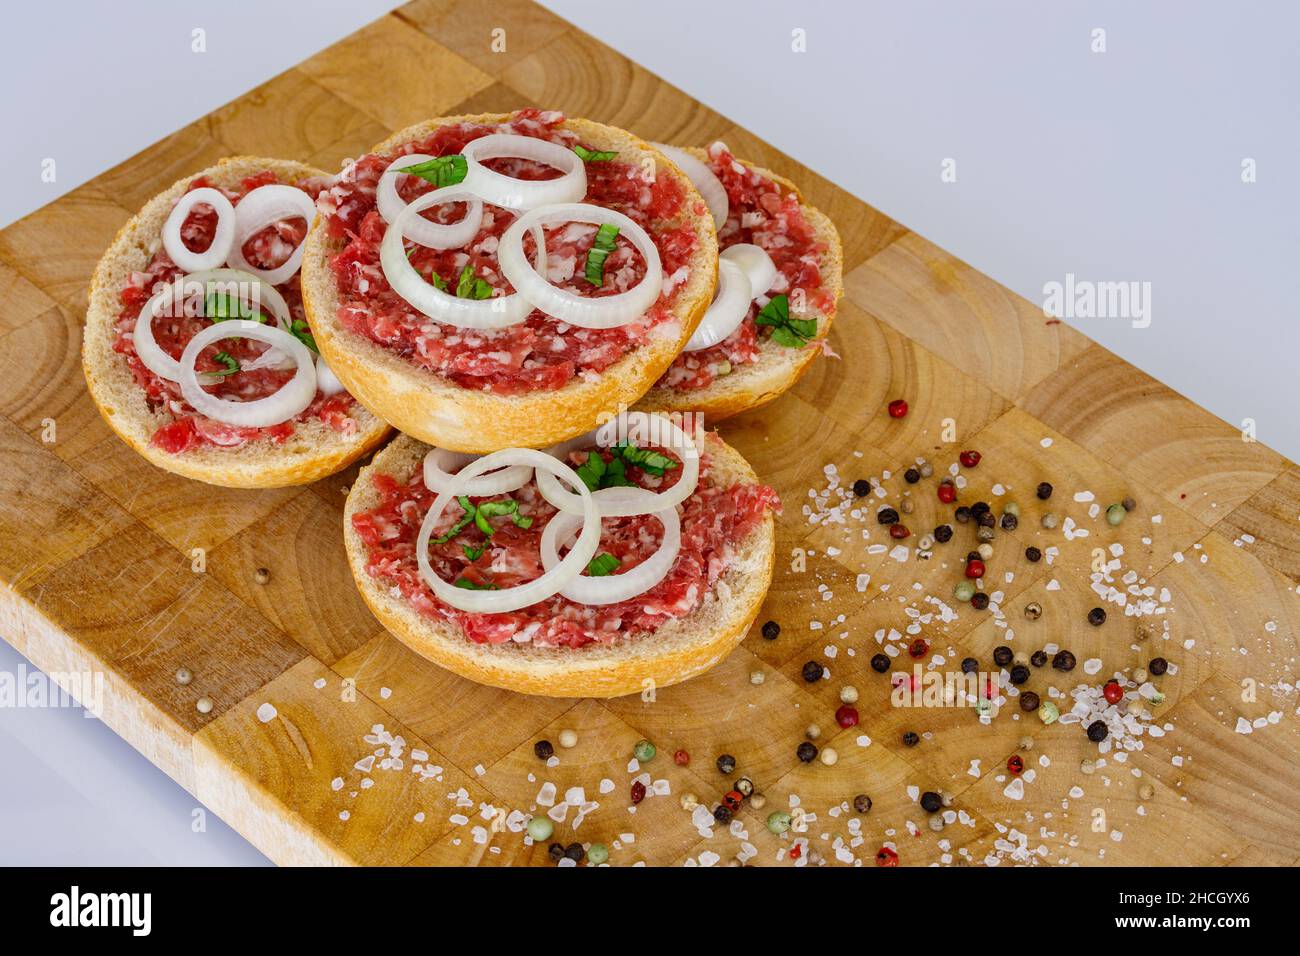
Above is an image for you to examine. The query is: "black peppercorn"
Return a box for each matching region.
[801,660,823,683]
[902,731,919,747]
[1024,546,1042,562]
[713,805,732,824]
[1036,482,1053,500]
[1020,691,1040,712]
[1009,664,1030,685]
[978,511,996,528]
[1086,720,1109,742]
[920,791,942,813]
[761,619,780,640]
[1052,650,1077,671]
[548,842,566,861]
[904,467,921,484]
[1030,649,1048,668]
[870,653,890,673]
[934,524,953,543]
[961,657,979,674]
[967,550,981,563]
[993,646,1014,667]
[1087,607,1107,626]
[971,592,990,610]
[853,478,872,497]
[796,741,818,762]
[853,793,873,814]
[716,754,736,775]
[1148,657,1168,676]
[971,502,990,518]
[877,507,900,526]
[954,506,972,524]
[534,739,554,760]
[565,842,585,862]
[1000,513,1018,531]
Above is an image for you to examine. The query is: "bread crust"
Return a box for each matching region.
[82,156,391,488]
[342,432,775,698]
[634,152,844,421]
[300,114,719,454]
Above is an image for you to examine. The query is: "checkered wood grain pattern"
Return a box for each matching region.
[0,0,1296,867]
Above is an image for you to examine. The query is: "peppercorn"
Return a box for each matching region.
[1007,754,1024,775]
[937,483,957,504]
[533,739,554,760]
[920,790,942,812]
[1082,607,1105,628]
[840,685,859,704]
[966,550,981,562]
[1106,503,1126,526]
[961,657,979,674]
[796,741,818,762]
[673,749,690,766]
[933,524,953,543]
[900,498,914,514]
[1052,650,1077,671]
[875,847,899,867]
[722,790,743,812]
[1020,691,1040,712]
[853,793,872,813]
[870,653,890,673]
[920,462,934,478]
[889,523,911,539]
[254,567,271,585]
[971,501,990,518]
[527,816,554,841]
[1086,720,1109,742]
[904,467,921,484]
[548,842,566,861]
[801,660,823,683]
[835,704,860,728]
[630,780,646,804]
[1148,657,1169,676]
[633,739,656,762]
[976,526,996,542]
[965,558,986,579]
[820,747,839,766]
[1122,496,1137,512]
[993,646,1014,666]
[902,731,919,747]
[761,619,780,640]
[716,753,736,775]
[1009,664,1030,685]
[953,580,975,602]
[877,507,900,526]
[853,478,871,497]
[1036,482,1053,500]
[1103,680,1123,704]
[1039,701,1060,724]
[587,843,609,865]
[887,399,908,418]
[1030,649,1047,667]
[712,804,731,824]
[954,505,972,523]
[978,511,996,529]
[908,638,929,658]
[1025,602,1043,621]
[1001,512,1018,531]
[1041,513,1059,529]
[766,810,792,834]
[971,592,989,610]
[1024,546,1042,562]
[959,450,982,468]
[564,842,585,862]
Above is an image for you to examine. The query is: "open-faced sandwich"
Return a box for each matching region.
[300,109,718,453]
[636,142,843,419]
[83,157,390,487]
[343,412,778,697]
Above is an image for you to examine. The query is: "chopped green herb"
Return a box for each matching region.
[205,293,267,324]
[462,543,486,561]
[430,271,449,292]
[576,451,633,491]
[399,155,468,188]
[289,319,318,353]
[583,223,620,286]
[586,553,621,576]
[755,294,817,348]
[613,442,678,477]
[432,496,478,544]
[210,351,241,377]
[455,264,494,300]
[454,577,499,590]
[573,145,618,163]
[473,498,533,535]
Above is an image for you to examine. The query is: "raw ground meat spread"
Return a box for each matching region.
[657,142,833,391]
[113,170,362,453]
[318,109,700,395]
[352,444,779,648]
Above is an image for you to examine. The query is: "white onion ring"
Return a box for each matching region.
[422,447,532,497]
[683,258,751,352]
[540,487,681,605]
[178,320,317,428]
[721,243,778,298]
[380,186,532,329]
[224,184,317,285]
[536,412,699,518]
[315,354,347,396]
[461,134,588,210]
[416,449,600,614]
[162,187,237,272]
[498,204,662,329]
[377,156,485,250]
[133,269,292,383]
[653,143,729,231]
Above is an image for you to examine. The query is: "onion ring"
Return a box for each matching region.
[653,143,729,230]
[683,258,751,352]
[162,187,237,272]
[315,354,347,396]
[178,320,317,428]
[498,204,662,329]
[540,487,682,605]
[416,449,600,614]
[461,133,588,210]
[377,156,485,249]
[224,184,317,285]
[720,243,778,298]
[422,447,532,497]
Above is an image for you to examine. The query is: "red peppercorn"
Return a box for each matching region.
[790,844,803,859]
[1103,680,1124,704]
[1007,754,1024,775]
[959,450,982,468]
[723,790,743,812]
[875,846,899,867]
[908,638,929,659]
[673,749,690,766]
[630,780,646,804]
[937,483,957,504]
[889,523,911,539]
[835,704,860,728]
[965,558,986,579]
[888,399,909,419]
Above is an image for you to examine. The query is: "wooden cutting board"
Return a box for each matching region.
[1,0,1297,867]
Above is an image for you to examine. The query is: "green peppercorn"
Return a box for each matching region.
[1106,503,1126,526]
[587,843,609,865]
[527,816,554,841]
[767,810,793,834]
[633,739,656,762]
[1039,701,1060,724]
[1003,501,1021,517]
[954,581,976,602]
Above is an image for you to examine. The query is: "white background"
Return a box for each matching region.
[0,1,1294,864]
